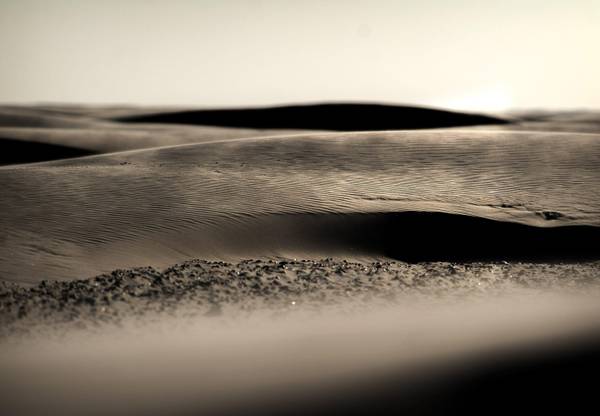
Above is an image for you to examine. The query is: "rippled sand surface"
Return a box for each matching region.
[2,129,600,282]
[1,105,600,415]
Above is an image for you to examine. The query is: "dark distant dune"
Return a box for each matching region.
[1,130,599,283]
[116,103,508,130]
[3,104,598,168]
[0,137,96,165]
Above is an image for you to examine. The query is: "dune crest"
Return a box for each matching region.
[1,130,599,283]
[3,105,599,167]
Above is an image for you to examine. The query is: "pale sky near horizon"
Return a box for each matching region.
[1,0,599,112]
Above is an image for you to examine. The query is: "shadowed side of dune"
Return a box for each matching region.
[0,137,96,165]
[264,211,600,263]
[211,211,600,262]
[1,130,599,282]
[115,103,508,130]
[3,210,600,283]
[377,212,600,261]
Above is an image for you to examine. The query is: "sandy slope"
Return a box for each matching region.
[0,103,507,162]
[0,125,312,164]
[0,105,323,163]
[1,130,599,283]
[1,105,597,165]
[1,104,600,415]
[2,258,599,334]
[3,279,600,415]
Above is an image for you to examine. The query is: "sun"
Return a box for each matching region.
[441,86,513,113]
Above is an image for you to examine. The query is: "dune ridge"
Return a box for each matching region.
[2,105,598,167]
[1,129,599,283]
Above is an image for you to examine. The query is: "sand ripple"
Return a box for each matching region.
[1,130,599,282]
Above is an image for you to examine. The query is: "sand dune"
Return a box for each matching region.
[0,105,317,159]
[0,106,109,129]
[509,110,600,134]
[116,102,508,130]
[1,129,599,283]
[2,105,597,168]
[1,104,600,415]
[0,125,311,157]
[0,103,509,166]
[0,137,96,165]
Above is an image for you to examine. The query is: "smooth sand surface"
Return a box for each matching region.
[3,284,600,415]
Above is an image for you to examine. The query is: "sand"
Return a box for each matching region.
[2,262,600,415]
[2,127,600,283]
[3,259,599,337]
[1,104,600,415]
[115,103,508,130]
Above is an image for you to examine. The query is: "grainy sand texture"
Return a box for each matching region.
[1,104,600,415]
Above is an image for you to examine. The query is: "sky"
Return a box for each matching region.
[1,0,599,112]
